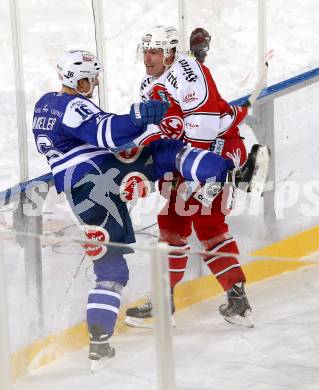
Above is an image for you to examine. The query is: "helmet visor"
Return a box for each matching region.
[136,44,164,61]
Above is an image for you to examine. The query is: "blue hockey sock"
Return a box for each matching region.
[87,283,122,336]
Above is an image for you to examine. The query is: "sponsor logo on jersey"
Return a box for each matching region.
[120,172,151,202]
[178,59,198,82]
[185,122,199,129]
[50,108,63,118]
[193,182,222,207]
[210,138,225,155]
[167,71,178,89]
[81,225,109,260]
[183,91,198,104]
[160,116,184,139]
[140,76,153,93]
[115,147,143,163]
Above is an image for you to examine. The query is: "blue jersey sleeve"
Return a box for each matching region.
[62,97,145,150]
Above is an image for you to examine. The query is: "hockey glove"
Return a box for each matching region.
[130,100,169,127]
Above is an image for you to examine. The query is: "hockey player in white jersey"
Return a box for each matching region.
[125,26,270,329]
[32,49,267,365]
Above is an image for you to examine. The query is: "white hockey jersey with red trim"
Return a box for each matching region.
[140,53,247,149]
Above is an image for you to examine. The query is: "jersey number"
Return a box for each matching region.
[36,135,62,158]
[75,104,94,120]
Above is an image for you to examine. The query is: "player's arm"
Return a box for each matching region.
[62,97,168,150]
[214,85,248,132]
[181,66,247,146]
[219,104,248,135]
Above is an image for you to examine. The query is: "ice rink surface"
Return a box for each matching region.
[14,265,319,390]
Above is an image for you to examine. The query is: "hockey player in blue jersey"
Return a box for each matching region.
[32,49,269,364]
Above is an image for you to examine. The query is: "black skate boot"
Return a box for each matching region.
[219,282,254,328]
[89,324,115,361]
[228,144,271,196]
[125,289,176,328]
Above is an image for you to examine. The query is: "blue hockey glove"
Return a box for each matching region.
[130,100,169,127]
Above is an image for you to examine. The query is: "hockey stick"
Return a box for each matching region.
[243,49,274,107]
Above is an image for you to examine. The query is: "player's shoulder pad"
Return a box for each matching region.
[63,96,101,128]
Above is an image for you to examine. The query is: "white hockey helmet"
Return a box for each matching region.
[140,25,179,57]
[57,50,102,89]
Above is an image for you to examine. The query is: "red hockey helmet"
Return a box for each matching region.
[190,28,211,63]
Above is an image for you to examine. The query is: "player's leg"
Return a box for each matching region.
[158,191,192,290]
[150,139,270,196]
[66,166,135,362]
[124,190,192,328]
[151,139,233,183]
[87,255,128,361]
[194,134,254,327]
[194,193,254,328]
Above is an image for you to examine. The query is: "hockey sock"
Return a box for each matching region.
[87,281,123,336]
[203,238,246,291]
[168,243,190,287]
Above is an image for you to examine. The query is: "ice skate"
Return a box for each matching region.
[125,293,176,328]
[89,325,115,373]
[219,282,255,328]
[229,144,271,196]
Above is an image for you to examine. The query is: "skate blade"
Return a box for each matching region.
[90,357,112,373]
[223,313,255,328]
[248,145,271,196]
[124,316,176,329]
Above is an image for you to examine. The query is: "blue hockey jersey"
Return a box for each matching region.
[32,92,157,193]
